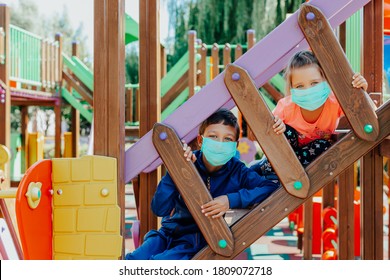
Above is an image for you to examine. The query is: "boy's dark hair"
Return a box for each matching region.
[199,108,240,141]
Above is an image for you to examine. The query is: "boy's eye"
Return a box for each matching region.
[224,137,234,142]
[208,135,217,139]
[295,85,303,89]
[311,81,319,86]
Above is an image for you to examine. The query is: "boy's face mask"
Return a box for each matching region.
[201,137,237,166]
[291,81,331,111]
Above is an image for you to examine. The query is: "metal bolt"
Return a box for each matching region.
[364,124,373,134]
[232,72,240,81]
[57,189,63,195]
[159,132,167,141]
[293,181,302,190]
[306,12,315,21]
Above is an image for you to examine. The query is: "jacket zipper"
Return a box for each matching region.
[207,177,211,191]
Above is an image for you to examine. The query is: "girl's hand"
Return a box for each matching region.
[273,116,286,135]
[352,73,368,92]
[201,195,229,218]
[182,140,196,162]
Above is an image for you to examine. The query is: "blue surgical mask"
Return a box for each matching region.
[291,81,331,111]
[201,137,237,166]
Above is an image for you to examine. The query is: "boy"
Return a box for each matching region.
[125,108,279,260]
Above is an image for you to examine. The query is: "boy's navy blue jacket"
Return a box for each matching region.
[151,150,279,237]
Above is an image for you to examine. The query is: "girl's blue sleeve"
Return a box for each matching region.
[151,172,180,216]
[227,165,279,209]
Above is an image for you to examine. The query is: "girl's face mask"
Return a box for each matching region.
[201,137,237,166]
[291,81,331,111]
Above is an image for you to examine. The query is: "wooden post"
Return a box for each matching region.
[361,0,383,260]
[160,44,167,78]
[0,5,10,150]
[197,43,207,87]
[223,43,231,67]
[211,43,219,79]
[139,0,161,241]
[21,106,28,173]
[54,34,63,158]
[94,0,125,258]
[125,88,133,123]
[188,30,196,98]
[338,167,355,259]
[70,41,80,157]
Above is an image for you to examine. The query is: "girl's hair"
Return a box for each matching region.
[283,50,325,95]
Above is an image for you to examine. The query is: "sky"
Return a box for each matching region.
[1,0,170,55]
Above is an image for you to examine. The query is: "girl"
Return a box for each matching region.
[250,50,368,178]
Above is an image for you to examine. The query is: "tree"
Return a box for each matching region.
[165,0,305,68]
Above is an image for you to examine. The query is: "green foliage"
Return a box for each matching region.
[125,43,139,84]
[166,0,305,68]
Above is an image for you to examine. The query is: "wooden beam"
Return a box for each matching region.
[138,0,161,241]
[0,5,10,148]
[94,0,125,258]
[361,0,384,260]
[188,31,197,98]
[62,71,93,106]
[161,70,188,111]
[338,166,355,259]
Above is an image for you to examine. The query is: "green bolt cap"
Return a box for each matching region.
[364,124,373,134]
[293,181,303,190]
[218,239,227,249]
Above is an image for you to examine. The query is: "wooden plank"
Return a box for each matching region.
[338,166,354,259]
[262,82,283,102]
[94,0,125,258]
[211,43,219,79]
[188,31,196,98]
[138,0,161,241]
[298,4,379,142]
[62,71,93,106]
[124,0,371,184]
[361,0,384,260]
[152,123,234,257]
[224,64,310,198]
[302,200,313,259]
[0,5,10,148]
[192,101,390,259]
[197,43,207,87]
[223,43,231,67]
[161,70,188,111]
[322,180,335,208]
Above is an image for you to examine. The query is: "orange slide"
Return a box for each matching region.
[385,0,390,35]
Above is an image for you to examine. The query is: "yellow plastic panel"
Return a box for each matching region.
[52,155,121,260]
[84,183,116,205]
[77,208,105,232]
[92,156,116,181]
[71,157,91,182]
[54,234,84,255]
[105,206,121,232]
[85,235,122,257]
[53,208,76,232]
[53,184,84,206]
[52,159,71,183]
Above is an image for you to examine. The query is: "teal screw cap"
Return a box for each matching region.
[293,181,303,190]
[364,124,373,134]
[218,239,227,249]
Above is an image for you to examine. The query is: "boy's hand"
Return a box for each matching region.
[273,116,286,135]
[182,140,196,162]
[352,73,368,92]
[201,195,229,218]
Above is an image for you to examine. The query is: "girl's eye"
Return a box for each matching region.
[208,135,217,139]
[295,85,303,89]
[311,82,319,86]
[224,137,234,142]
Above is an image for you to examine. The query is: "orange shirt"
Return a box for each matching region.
[273,92,343,146]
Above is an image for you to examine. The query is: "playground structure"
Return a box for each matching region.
[0,0,388,260]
